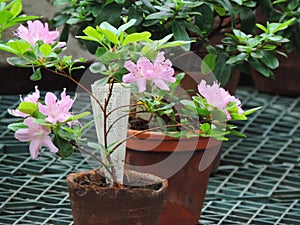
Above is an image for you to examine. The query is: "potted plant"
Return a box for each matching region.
[50,0,294,92]
[0,18,260,224]
[251,0,300,96]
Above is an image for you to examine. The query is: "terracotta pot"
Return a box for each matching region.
[125,130,222,225]
[252,51,300,96]
[67,169,168,225]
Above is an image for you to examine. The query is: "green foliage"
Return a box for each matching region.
[50,0,298,84]
[0,0,38,39]
[261,0,300,53]
[220,19,295,78]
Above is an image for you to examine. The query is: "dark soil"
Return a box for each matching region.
[73,170,163,191]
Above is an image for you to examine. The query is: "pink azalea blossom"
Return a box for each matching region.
[16,20,66,48]
[122,52,175,91]
[198,80,243,119]
[15,117,58,159]
[38,88,74,124]
[11,86,40,117]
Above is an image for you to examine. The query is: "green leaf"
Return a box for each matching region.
[122,32,151,45]
[30,68,42,81]
[230,113,247,120]
[257,0,273,13]
[172,21,190,51]
[39,44,52,57]
[0,43,18,54]
[260,51,279,69]
[7,122,27,132]
[226,53,248,65]
[6,57,32,67]
[99,21,118,35]
[269,18,296,34]
[18,102,38,116]
[194,4,214,35]
[239,7,256,33]
[145,11,173,20]
[213,53,233,87]
[117,19,136,36]
[7,40,31,55]
[100,28,119,45]
[249,59,273,77]
[54,135,74,158]
[81,26,103,43]
[200,123,211,134]
[10,0,22,16]
[64,112,91,123]
[201,53,216,74]
[243,106,262,116]
[256,23,267,32]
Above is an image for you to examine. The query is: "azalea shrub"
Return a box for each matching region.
[1,19,260,183]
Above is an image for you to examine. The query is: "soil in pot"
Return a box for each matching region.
[67,169,168,225]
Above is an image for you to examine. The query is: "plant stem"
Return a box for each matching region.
[70,142,115,183]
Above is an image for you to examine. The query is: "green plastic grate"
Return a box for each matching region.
[1,88,300,224]
[233,90,300,137]
[221,136,300,166]
[199,200,300,225]
[0,208,73,225]
[206,164,300,202]
[0,175,70,213]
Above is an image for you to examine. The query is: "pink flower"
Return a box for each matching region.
[11,86,40,117]
[122,52,175,91]
[16,20,66,48]
[198,80,243,119]
[38,89,74,124]
[15,117,58,159]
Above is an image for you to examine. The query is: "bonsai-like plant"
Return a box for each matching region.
[1,19,260,185]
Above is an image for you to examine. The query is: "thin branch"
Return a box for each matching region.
[70,142,114,180]
[45,68,105,112]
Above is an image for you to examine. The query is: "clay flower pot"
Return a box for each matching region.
[252,51,300,96]
[67,169,168,225]
[125,129,222,225]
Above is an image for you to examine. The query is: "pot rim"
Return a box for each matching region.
[126,129,222,152]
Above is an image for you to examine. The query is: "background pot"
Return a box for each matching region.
[125,130,222,225]
[252,51,300,96]
[67,169,168,225]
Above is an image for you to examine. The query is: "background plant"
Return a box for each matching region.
[50,0,296,87]
[259,0,300,53]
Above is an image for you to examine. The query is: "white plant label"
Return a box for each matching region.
[91,83,130,184]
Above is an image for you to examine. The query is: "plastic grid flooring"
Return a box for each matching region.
[0,88,299,225]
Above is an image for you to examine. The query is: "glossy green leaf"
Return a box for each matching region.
[239,7,256,33]
[260,51,279,69]
[122,32,151,45]
[9,1,22,16]
[7,122,27,132]
[30,68,42,81]
[172,21,190,51]
[18,102,38,116]
[7,40,31,55]
[39,44,52,57]
[54,135,74,158]
[201,53,216,74]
